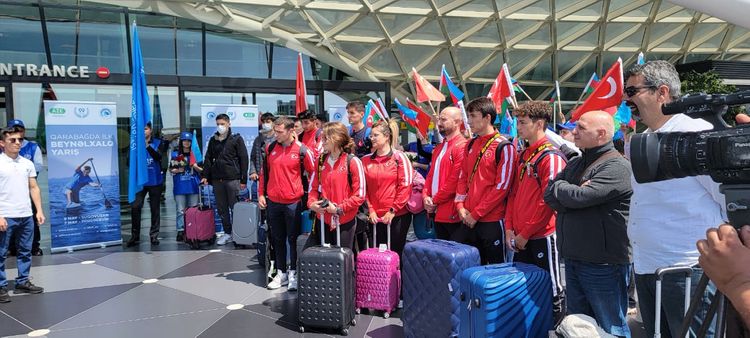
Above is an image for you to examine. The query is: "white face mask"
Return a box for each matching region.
[217,125,228,135]
[262,123,272,131]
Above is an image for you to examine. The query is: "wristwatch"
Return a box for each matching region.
[335,204,344,215]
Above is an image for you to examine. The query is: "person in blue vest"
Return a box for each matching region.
[127,122,169,247]
[5,119,44,256]
[170,132,202,242]
[64,159,98,208]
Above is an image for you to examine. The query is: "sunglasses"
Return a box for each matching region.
[624,85,657,97]
[4,137,22,144]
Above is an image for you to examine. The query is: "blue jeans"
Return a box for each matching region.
[175,194,199,231]
[0,217,34,287]
[635,267,715,338]
[565,259,631,337]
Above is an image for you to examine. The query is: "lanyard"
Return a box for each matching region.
[468,133,500,184]
[519,142,553,181]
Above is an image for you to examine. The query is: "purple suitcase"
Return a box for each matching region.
[355,222,400,318]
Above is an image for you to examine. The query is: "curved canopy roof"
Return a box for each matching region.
[93,0,750,100]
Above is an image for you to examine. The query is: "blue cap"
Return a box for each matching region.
[180,132,193,141]
[556,121,576,131]
[7,119,24,128]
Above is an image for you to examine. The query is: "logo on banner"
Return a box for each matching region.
[96,66,110,79]
[243,112,256,119]
[227,111,237,120]
[206,111,216,120]
[49,107,66,115]
[100,108,113,119]
[75,107,89,118]
[334,112,343,120]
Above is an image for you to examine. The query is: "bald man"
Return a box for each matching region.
[423,107,468,240]
[543,110,634,337]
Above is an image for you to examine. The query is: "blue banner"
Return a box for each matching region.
[45,101,121,252]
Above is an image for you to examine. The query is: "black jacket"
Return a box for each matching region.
[203,129,249,182]
[543,142,633,265]
[249,132,274,176]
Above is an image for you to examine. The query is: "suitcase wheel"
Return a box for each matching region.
[341,328,349,336]
[355,308,361,315]
[383,312,390,319]
[208,235,216,245]
[189,240,199,250]
[299,326,304,333]
[351,318,356,326]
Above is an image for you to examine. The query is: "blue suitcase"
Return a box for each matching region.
[459,263,553,338]
[403,239,480,338]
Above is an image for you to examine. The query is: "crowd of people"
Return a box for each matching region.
[1,60,750,337]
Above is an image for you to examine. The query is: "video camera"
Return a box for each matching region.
[629,90,750,226]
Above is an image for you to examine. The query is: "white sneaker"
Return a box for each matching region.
[216,233,231,246]
[267,272,288,290]
[287,270,298,291]
[267,261,276,279]
[67,202,80,208]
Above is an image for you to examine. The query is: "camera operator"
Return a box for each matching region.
[698,224,750,328]
[624,60,726,337]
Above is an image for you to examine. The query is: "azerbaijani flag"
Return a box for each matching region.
[510,77,523,93]
[394,98,419,134]
[190,129,203,165]
[583,73,600,97]
[374,98,389,121]
[439,65,464,105]
[364,100,378,127]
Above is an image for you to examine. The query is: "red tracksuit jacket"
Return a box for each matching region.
[455,132,516,223]
[308,153,366,225]
[258,140,316,204]
[362,150,413,217]
[506,137,567,240]
[300,127,322,158]
[423,134,468,223]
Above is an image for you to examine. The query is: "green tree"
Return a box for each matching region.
[680,70,742,125]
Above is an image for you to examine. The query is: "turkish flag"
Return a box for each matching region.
[295,53,308,116]
[571,58,623,121]
[407,99,432,138]
[412,68,445,103]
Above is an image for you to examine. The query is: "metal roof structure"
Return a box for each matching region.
[94,0,750,100]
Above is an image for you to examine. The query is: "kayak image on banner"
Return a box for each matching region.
[45,101,122,253]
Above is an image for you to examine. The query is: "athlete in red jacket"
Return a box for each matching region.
[363,119,413,258]
[505,101,566,321]
[307,122,366,252]
[298,110,323,157]
[454,97,516,264]
[423,107,467,240]
[258,117,315,291]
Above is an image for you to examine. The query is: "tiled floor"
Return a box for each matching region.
[0,234,403,338]
[1,196,647,338]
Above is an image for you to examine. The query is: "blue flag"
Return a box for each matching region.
[394,98,417,121]
[191,129,203,163]
[128,23,153,203]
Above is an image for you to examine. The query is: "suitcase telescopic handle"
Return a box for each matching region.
[319,212,342,247]
[198,185,211,209]
[372,220,391,250]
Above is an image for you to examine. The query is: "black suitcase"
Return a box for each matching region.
[297,214,356,335]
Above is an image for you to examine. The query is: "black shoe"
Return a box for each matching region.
[8,249,16,257]
[150,237,160,246]
[31,248,43,256]
[0,287,9,303]
[176,231,185,242]
[14,281,43,294]
[126,238,140,247]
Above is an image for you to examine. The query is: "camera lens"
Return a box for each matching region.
[631,131,705,183]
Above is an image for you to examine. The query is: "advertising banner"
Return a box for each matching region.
[200,104,259,154]
[328,105,350,127]
[44,100,121,253]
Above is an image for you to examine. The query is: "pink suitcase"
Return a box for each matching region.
[355,222,400,318]
[184,187,216,249]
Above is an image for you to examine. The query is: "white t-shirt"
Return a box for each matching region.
[628,114,726,275]
[0,152,36,218]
